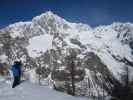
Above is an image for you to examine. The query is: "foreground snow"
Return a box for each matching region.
[0,80,88,100]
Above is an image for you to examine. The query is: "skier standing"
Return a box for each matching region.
[11,61,22,88]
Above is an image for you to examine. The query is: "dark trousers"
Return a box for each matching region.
[12,76,20,88]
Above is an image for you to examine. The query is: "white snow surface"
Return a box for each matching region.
[0,80,88,100]
[27,34,53,58]
[0,54,8,63]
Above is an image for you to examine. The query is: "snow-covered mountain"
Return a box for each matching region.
[0,11,133,98]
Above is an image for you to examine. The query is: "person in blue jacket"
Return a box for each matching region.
[11,61,22,88]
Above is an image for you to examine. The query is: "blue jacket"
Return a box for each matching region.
[11,64,21,77]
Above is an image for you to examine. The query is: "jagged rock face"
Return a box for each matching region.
[0,11,133,96]
[112,23,133,44]
[83,52,117,95]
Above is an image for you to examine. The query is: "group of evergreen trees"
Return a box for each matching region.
[51,48,85,96]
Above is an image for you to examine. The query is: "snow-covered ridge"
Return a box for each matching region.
[1,11,133,72]
[1,10,133,72]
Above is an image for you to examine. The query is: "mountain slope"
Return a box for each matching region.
[0,11,133,97]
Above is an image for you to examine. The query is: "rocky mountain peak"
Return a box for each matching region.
[0,11,133,98]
